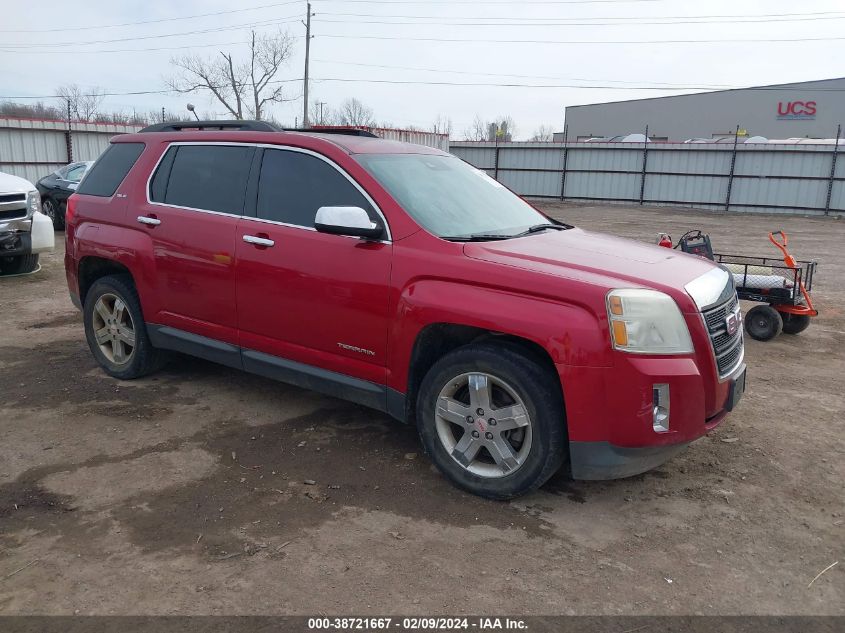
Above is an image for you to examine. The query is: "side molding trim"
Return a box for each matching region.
[146,324,408,423]
[147,325,243,370]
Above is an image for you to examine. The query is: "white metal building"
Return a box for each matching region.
[564,77,845,142]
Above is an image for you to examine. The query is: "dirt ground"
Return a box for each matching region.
[0,203,842,615]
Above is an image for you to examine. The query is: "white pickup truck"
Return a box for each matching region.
[0,171,55,274]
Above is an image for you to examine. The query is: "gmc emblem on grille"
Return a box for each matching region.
[725,311,740,336]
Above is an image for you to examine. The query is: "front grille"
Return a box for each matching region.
[0,208,27,221]
[702,294,744,378]
[0,193,28,221]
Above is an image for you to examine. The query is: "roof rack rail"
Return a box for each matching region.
[139,120,280,133]
[286,127,379,138]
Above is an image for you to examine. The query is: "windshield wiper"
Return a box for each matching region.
[511,223,570,238]
[443,233,514,242]
[443,223,571,242]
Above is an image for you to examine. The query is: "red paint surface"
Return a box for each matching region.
[66,130,738,452]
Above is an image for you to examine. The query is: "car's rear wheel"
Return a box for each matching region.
[83,274,165,379]
[0,254,39,275]
[42,198,64,230]
[416,342,566,499]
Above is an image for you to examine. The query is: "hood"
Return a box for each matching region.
[463,227,722,310]
[0,171,36,193]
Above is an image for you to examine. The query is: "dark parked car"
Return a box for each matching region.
[37,161,93,229]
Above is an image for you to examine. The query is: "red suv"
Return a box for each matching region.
[65,121,746,499]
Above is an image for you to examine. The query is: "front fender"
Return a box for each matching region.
[387,278,611,394]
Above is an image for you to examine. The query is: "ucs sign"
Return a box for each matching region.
[777,101,817,120]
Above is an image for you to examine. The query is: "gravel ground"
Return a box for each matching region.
[0,203,842,615]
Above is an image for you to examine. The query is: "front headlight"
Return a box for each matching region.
[607,289,693,354]
[26,190,41,217]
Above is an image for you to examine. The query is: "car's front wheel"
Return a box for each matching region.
[0,254,39,275]
[42,198,64,230]
[83,274,165,379]
[416,342,567,499]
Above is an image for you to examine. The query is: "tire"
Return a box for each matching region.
[83,274,166,379]
[42,198,64,230]
[780,312,811,335]
[744,305,783,341]
[0,254,39,275]
[416,341,567,500]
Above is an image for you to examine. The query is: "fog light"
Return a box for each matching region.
[653,384,670,433]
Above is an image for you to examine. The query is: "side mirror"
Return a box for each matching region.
[314,206,384,240]
[67,182,79,191]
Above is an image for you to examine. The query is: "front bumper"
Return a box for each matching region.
[560,355,745,480]
[1,215,34,257]
[570,440,691,480]
[0,230,32,257]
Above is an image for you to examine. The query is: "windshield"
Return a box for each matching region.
[357,154,550,239]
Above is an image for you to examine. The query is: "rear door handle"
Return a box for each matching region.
[137,215,161,226]
[243,235,275,247]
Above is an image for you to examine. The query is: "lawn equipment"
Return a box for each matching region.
[658,230,818,342]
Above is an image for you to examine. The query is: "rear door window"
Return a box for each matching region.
[257,149,374,228]
[159,145,254,215]
[76,142,145,197]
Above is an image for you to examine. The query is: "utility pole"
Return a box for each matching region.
[65,97,73,163]
[302,2,313,128]
[318,101,326,125]
[161,106,165,123]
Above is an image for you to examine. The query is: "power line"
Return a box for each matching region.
[0,40,258,55]
[0,16,302,49]
[316,33,845,44]
[319,0,668,3]
[0,79,305,101]
[306,77,845,91]
[312,58,738,89]
[316,14,845,27]
[0,32,303,55]
[0,1,304,33]
[318,10,845,21]
[7,75,845,102]
[308,78,730,89]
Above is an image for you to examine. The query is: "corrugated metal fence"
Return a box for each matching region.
[0,117,142,184]
[450,140,844,216]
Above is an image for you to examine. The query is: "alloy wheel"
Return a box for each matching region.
[42,199,56,221]
[92,293,136,365]
[434,372,532,478]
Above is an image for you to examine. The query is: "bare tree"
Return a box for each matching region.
[168,29,295,120]
[529,124,555,142]
[463,114,488,141]
[56,84,105,121]
[432,114,452,137]
[0,101,63,120]
[336,98,375,127]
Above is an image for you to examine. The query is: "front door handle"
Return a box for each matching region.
[137,215,161,226]
[243,235,275,247]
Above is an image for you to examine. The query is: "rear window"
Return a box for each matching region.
[76,142,145,197]
[153,145,253,215]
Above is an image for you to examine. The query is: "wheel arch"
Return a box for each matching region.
[403,322,562,426]
[78,256,134,305]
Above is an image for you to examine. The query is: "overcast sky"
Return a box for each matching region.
[2,0,844,138]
